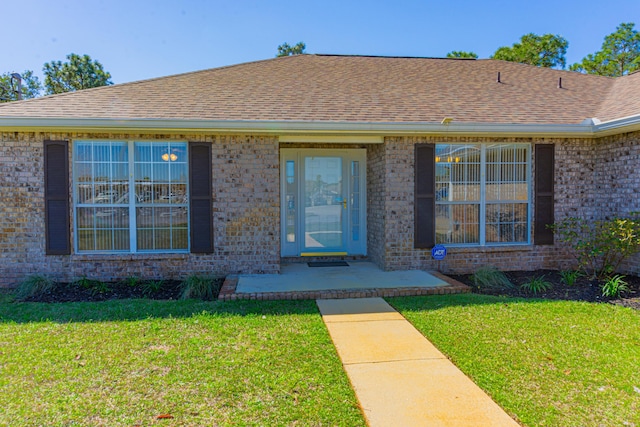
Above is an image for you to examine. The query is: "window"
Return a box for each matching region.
[434,143,530,245]
[74,141,189,253]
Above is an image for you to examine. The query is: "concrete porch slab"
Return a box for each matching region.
[218,262,470,301]
[236,262,448,293]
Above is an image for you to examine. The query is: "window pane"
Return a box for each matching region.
[135,142,152,162]
[173,228,189,249]
[486,144,529,202]
[436,144,480,202]
[76,207,129,251]
[351,161,360,241]
[285,160,296,243]
[75,143,92,161]
[136,206,188,251]
[111,143,128,162]
[435,204,479,244]
[486,203,528,243]
[153,163,170,183]
[170,163,188,183]
[113,163,128,181]
[93,143,111,163]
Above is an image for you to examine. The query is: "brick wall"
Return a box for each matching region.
[594,131,640,219]
[366,143,386,269]
[0,132,280,287]
[594,131,640,275]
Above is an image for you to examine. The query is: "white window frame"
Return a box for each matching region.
[435,143,531,246]
[73,140,190,254]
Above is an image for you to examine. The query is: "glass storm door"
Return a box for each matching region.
[304,156,344,252]
[281,149,366,257]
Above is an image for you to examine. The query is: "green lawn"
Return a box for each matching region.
[389,294,640,427]
[4,291,639,427]
[0,295,364,427]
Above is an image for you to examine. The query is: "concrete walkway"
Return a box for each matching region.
[317,298,519,427]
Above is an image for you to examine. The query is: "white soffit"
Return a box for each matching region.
[279,135,383,144]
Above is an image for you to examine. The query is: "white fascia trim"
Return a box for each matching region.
[2,114,640,137]
[0,117,598,137]
[593,114,640,137]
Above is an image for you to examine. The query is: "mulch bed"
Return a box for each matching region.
[450,269,640,310]
[20,279,223,303]
[10,271,640,310]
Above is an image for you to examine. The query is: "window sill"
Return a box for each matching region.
[443,245,535,254]
[72,253,190,262]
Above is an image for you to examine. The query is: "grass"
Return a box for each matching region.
[389,294,640,427]
[0,298,364,427]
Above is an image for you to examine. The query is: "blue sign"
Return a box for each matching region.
[431,245,447,260]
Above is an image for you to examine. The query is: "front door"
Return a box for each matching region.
[281,149,366,257]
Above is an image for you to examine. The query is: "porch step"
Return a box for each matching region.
[218,271,470,301]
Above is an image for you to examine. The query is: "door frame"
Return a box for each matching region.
[280,148,367,257]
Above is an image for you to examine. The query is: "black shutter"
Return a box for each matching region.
[189,142,213,253]
[44,140,70,255]
[415,144,435,248]
[534,144,555,245]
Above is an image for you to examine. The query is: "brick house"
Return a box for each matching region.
[0,54,639,286]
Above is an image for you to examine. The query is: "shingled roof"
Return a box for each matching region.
[0,54,638,130]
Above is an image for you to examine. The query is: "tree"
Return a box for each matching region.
[0,70,42,102]
[570,23,640,77]
[276,42,306,57]
[491,33,568,68]
[43,53,112,95]
[446,51,478,59]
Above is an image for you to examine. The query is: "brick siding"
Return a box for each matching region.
[1,130,639,287]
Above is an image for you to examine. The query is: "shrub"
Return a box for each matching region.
[74,277,111,296]
[15,275,55,300]
[601,275,629,298]
[122,276,140,287]
[471,266,514,292]
[180,275,221,300]
[141,280,165,296]
[520,276,553,295]
[550,213,640,279]
[559,270,582,287]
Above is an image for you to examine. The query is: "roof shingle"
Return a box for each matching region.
[0,54,635,125]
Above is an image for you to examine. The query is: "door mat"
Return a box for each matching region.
[308,261,350,267]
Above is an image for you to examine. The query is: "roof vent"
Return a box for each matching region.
[558,77,563,89]
[497,72,502,83]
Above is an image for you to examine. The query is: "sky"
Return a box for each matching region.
[2,0,639,86]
